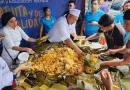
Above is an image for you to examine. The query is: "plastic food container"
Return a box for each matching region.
[18,52,29,63]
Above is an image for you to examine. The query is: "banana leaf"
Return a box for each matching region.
[113,85,120,90]
[116,65,129,76]
[73,36,86,41]
[85,54,101,67]
[120,78,130,90]
[84,54,91,66]
[77,73,99,90]
[21,82,32,90]
[16,76,26,84]
[46,75,62,83]
[36,34,49,45]
[78,79,100,90]
[98,53,115,61]
[84,54,101,74]
[31,43,52,53]
[43,77,54,87]
[27,86,40,90]
[40,84,49,90]
[76,40,90,47]
[64,75,77,86]
[33,79,44,87]
[58,81,68,86]
[36,72,47,82]
[48,83,67,90]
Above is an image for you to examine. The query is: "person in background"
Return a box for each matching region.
[82,14,126,59]
[98,0,109,44]
[99,0,109,13]
[1,12,36,71]
[114,0,130,43]
[101,9,130,67]
[80,0,105,42]
[48,9,83,55]
[0,56,28,90]
[39,7,56,38]
[64,0,83,35]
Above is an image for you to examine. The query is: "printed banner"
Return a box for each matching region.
[0,0,85,54]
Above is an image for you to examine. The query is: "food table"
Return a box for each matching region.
[14,37,130,90]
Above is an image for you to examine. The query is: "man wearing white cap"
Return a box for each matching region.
[48,9,83,55]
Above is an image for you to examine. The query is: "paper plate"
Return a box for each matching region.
[18,52,29,62]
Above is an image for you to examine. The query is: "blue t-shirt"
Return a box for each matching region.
[114,12,124,25]
[40,16,56,34]
[114,12,129,43]
[84,9,105,36]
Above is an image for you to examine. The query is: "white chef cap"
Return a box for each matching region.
[69,9,81,17]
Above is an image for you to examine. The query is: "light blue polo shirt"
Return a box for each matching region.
[40,16,56,34]
[114,12,130,43]
[84,9,105,36]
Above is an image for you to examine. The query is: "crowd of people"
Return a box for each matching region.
[1,0,130,90]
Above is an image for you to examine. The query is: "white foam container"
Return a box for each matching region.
[18,52,29,63]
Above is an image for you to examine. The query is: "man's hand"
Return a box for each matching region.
[65,38,83,55]
[106,49,117,55]
[90,21,98,26]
